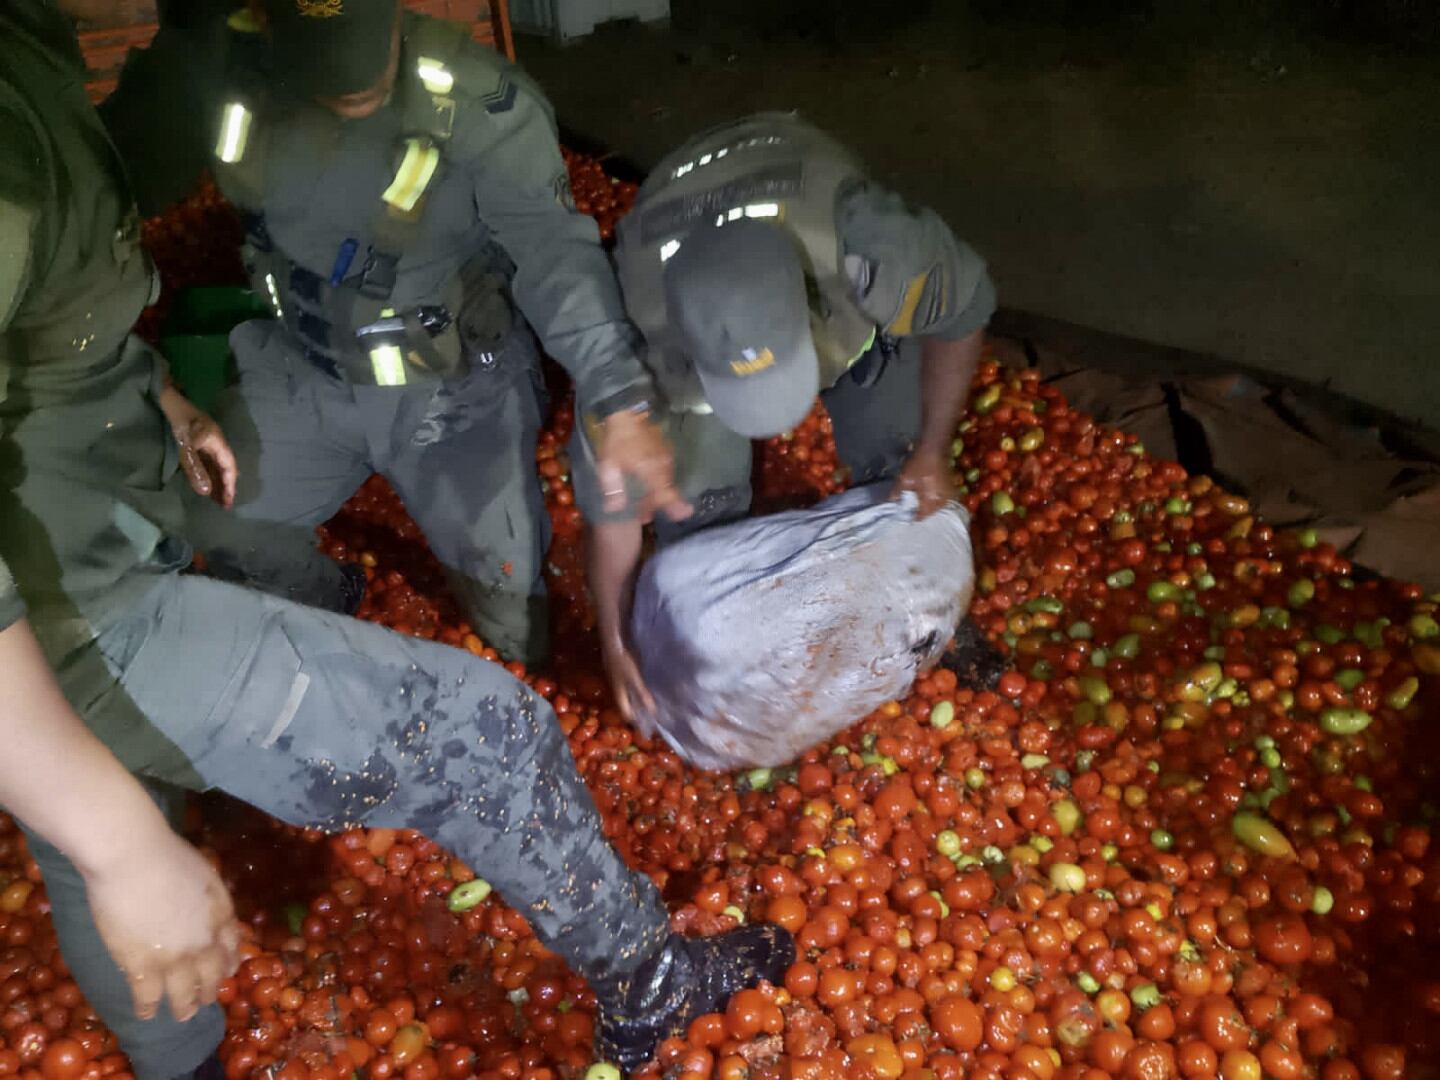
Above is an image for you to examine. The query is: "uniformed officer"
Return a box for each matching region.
[572,113,997,715]
[0,5,787,1077]
[101,0,688,666]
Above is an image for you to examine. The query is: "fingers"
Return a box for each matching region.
[127,963,164,1022]
[662,495,695,522]
[612,679,634,722]
[633,673,657,716]
[208,878,242,978]
[619,651,656,716]
[206,436,239,509]
[179,444,213,498]
[192,947,226,1008]
[596,461,627,515]
[218,921,242,977]
[164,958,202,1023]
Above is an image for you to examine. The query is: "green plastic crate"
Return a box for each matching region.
[160,286,271,413]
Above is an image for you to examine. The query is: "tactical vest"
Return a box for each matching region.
[209,11,480,386]
[616,113,876,415]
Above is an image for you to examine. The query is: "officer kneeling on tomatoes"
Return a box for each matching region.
[102,0,689,667]
[1,3,788,1078]
[572,113,997,716]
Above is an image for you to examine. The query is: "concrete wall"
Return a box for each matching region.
[518,4,1440,429]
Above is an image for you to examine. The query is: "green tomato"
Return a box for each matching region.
[1106,569,1136,589]
[1113,634,1141,660]
[447,878,494,913]
[1147,581,1183,604]
[1050,862,1087,893]
[1130,983,1162,1011]
[935,830,963,859]
[1319,708,1373,737]
[1079,676,1112,706]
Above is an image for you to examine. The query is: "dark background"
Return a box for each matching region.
[518,0,1440,432]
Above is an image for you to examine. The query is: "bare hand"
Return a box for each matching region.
[593,410,691,526]
[83,830,240,1023]
[890,449,956,519]
[601,634,655,725]
[159,388,238,507]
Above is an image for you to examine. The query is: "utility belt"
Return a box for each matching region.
[243,213,513,388]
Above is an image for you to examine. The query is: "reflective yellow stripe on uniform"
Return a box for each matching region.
[416,56,454,95]
[263,272,284,318]
[215,102,252,164]
[887,271,931,337]
[382,138,441,214]
[370,345,407,386]
[846,326,877,370]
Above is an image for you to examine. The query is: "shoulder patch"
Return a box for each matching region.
[480,75,517,115]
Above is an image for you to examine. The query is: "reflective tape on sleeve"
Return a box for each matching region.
[416,57,455,95]
[215,102,252,164]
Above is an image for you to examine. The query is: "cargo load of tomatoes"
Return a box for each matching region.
[2,152,1439,1080]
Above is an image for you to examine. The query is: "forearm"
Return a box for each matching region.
[502,212,655,414]
[915,330,983,457]
[588,520,645,646]
[0,620,171,878]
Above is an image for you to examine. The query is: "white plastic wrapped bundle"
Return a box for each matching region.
[630,485,976,771]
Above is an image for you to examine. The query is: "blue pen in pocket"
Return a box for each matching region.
[330,238,359,286]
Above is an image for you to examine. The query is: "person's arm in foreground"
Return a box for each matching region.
[155,362,239,507]
[461,73,689,525]
[840,182,997,518]
[0,26,237,1026]
[891,328,984,516]
[0,618,240,1021]
[588,519,654,722]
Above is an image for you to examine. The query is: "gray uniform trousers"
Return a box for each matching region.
[27,573,668,1080]
[184,317,551,666]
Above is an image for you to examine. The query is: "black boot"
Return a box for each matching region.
[938,615,1007,690]
[596,924,795,1072]
[338,562,368,616]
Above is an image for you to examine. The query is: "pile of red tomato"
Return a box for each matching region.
[3,151,1440,1080]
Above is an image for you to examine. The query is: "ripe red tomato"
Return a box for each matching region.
[930,996,983,1052]
[38,1039,85,1080]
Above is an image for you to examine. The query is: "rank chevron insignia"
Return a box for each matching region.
[478,74,517,115]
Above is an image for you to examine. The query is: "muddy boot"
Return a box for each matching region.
[595,924,795,1072]
[939,616,1008,690]
[338,562,368,616]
